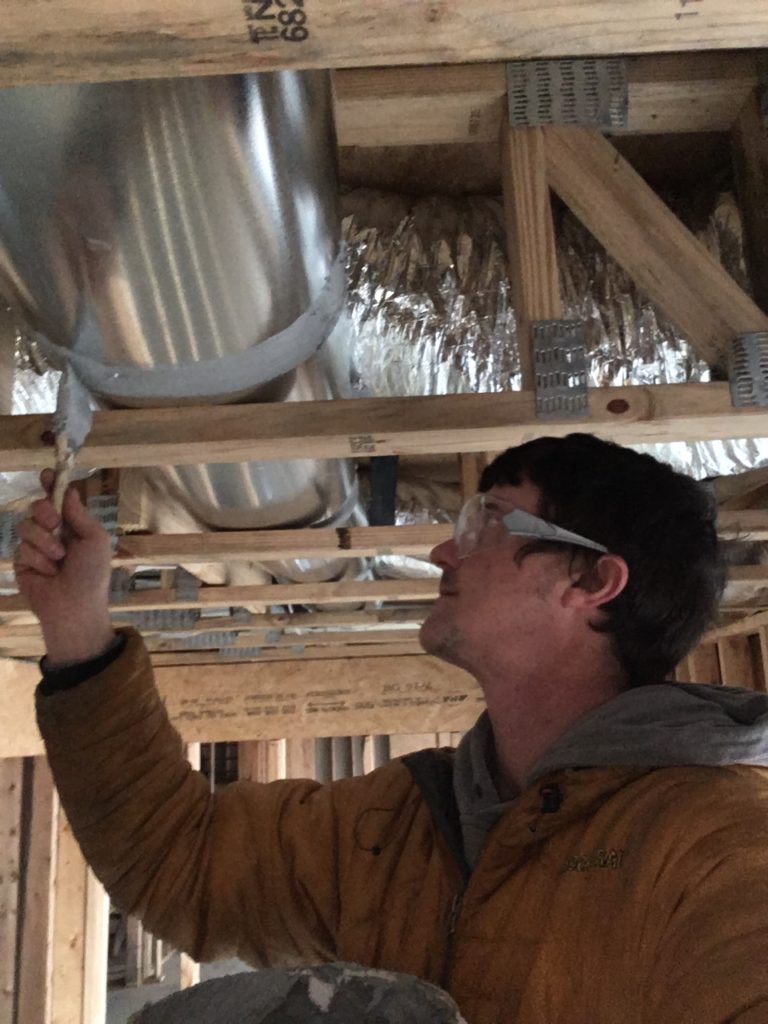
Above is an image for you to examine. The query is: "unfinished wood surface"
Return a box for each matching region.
[733,85,768,314]
[758,629,768,691]
[16,759,57,1024]
[686,643,721,685]
[1,654,481,758]
[0,758,23,1022]
[717,634,757,688]
[501,124,561,390]
[239,740,284,782]
[459,453,484,503]
[7,384,768,473]
[81,871,109,1024]
[1,3,766,88]
[285,737,316,779]
[113,523,450,569]
[543,127,768,371]
[123,916,143,988]
[0,509,764,576]
[389,734,440,758]
[51,810,88,1024]
[0,579,440,619]
[334,53,759,147]
[178,744,201,991]
[149,642,426,666]
[116,468,151,533]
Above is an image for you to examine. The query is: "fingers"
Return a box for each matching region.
[13,540,60,577]
[16,517,66,562]
[29,483,104,541]
[29,495,61,533]
[61,485,107,541]
[15,513,65,578]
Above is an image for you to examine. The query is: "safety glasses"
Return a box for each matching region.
[454,493,608,560]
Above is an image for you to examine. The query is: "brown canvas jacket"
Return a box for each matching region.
[36,630,768,1024]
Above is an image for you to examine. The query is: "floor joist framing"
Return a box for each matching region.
[4,384,768,472]
[1,4,767,88]
[335,52,761,147]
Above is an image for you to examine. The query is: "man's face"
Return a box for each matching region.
[420,481,575,678]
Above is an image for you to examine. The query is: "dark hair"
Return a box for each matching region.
[479,434,726,687]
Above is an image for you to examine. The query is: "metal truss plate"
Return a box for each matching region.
[220,646,263,658]
[0,511,19,561]
[507,58,628,129]
[533,320,589,420]
[730,332,768,407]
[115,608,202,632]
[174,568,200,603]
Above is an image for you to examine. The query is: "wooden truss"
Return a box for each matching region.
[1,23,768,1024]
[1,3,768,86]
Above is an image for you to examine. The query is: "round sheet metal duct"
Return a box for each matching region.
[0,72,363,580]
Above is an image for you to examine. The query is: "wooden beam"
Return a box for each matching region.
[149,642,426,666]
[0,758,23,1023]
[543,127,768,371]
[81,872,109,1024]
[16,758,57,1024]
[0,579,440,618]
[708,608,768,639]
[335,53,760,147]
[717,633,758,687]
[0,522,446,573]
[1,5,767,88]
[732,83,768,314]
[178,744,201,992]
[0,509,763,576]
[501,124,561,390]
[1,654,481,758]
[111,523,449,569]
[50,810,88,1024]
[685,643,721,685]
[6,384,768,472]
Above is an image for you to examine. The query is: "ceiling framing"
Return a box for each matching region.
[1,35,768,720]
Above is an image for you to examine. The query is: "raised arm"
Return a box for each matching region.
[17,475,341,964]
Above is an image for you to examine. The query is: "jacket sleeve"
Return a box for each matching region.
[648,769,768,1024]
[35,628,342,966]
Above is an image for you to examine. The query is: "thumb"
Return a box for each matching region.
[61,485,102,539]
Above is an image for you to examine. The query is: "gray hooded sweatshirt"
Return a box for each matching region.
[453,681,768,868]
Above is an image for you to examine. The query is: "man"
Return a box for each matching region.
[15,434,768,1023]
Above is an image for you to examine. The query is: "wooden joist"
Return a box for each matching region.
[5,385,768,473]
[1,5,767,88]
[0,758,23,1022]
[0,579,441,619]
[732,82,768,314]
[0,507,765,578]
[501,124,561,390]
[543,127,768,371]
[0,653,481,758]
[335,53,760,148]
[15,758,57,1024]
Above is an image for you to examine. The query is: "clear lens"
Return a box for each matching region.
[454,494,510,559]
[454,494,485,558]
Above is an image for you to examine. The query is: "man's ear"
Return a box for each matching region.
[562,554,629,611]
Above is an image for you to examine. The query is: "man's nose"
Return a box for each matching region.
[429,536,461,570]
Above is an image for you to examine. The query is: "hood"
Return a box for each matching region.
[454,682,768,868]
[529,681,768,780]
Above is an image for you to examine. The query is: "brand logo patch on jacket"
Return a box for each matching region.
[559,848,626,874]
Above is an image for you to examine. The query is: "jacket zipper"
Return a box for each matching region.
[440,891,465,989]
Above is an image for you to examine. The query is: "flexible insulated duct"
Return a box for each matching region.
[0,72,363,582]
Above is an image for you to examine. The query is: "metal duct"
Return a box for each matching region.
[0,72,364,583]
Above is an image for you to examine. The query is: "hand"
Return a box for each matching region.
[14,470,116,667]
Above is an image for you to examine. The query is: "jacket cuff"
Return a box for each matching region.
[38,631,128,696]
